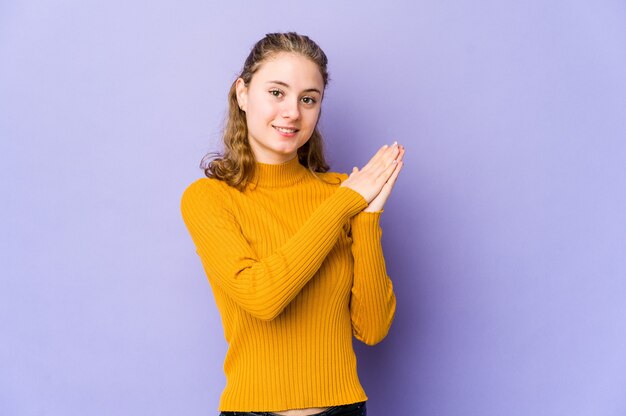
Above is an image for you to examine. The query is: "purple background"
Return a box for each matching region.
[2,1,625,415]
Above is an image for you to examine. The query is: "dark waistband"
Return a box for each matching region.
[220,400,367,416]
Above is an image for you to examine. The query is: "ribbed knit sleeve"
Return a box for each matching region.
[181,179,368,321]
[349,210,397,345]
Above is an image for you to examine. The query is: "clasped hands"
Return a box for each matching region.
[340,141,405,212]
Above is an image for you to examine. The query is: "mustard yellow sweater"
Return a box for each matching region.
[180,156,396,411]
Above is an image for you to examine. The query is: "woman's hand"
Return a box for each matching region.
[364,143,404,212]
[340,142,405,208]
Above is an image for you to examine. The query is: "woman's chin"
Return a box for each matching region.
[274,146,298,156]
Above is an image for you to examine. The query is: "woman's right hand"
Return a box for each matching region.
[340,142,404,204]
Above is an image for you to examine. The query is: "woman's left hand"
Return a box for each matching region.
[363,143,405,212]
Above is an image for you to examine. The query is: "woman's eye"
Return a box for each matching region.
[302,97,317,105]
[269,89,282,97]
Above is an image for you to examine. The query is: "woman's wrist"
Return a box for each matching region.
[363,206,384,213]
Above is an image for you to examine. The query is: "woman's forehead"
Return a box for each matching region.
[252,53,324,89]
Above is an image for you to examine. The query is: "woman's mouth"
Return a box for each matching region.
[273,125,299,136]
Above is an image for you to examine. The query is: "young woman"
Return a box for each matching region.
[181,32,405,416]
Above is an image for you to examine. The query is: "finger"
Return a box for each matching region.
[345,167,359,183]
[373,158,399,186]
[361,145,388,172]
[371,145,401,180]
[386,160,403,187]
[380,142,402,166]
[373,159,403,203]
[361,143,391,171]
[394,146,405,162]
[377,160,403,198]
[386,146,404,168]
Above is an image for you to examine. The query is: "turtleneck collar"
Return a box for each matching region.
[250,156,311,188]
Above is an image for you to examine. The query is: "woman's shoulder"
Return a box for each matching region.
[316,170,349,186]
[183,176,228,193]
[181,177,232,207]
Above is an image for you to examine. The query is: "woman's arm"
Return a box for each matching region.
[346,144,403,344]
[181,178,368,321]
[349,210,397,345]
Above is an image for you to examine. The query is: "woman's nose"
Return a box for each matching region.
[281,99,300,119]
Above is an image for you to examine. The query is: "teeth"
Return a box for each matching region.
[275,127,297,133]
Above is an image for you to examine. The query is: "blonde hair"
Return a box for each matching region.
[201,32,332,190]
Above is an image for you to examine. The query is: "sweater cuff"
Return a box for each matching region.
[333,186,369,219]
[350,210,383,240]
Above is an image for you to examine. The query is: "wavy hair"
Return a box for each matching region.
[201,32,332,190]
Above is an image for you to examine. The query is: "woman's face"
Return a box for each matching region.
[236,52,324,164]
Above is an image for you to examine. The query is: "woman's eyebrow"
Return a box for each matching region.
[266,80,321,95]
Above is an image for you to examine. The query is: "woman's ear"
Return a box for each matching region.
[235,78,248,112]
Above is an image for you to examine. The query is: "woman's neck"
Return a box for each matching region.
[250,156,310,188]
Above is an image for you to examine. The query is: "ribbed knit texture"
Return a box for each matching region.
[180,156,396,412]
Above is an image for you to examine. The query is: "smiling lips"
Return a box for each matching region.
[273,125,299,135]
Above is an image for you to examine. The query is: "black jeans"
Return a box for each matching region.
[219,401,367,416]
